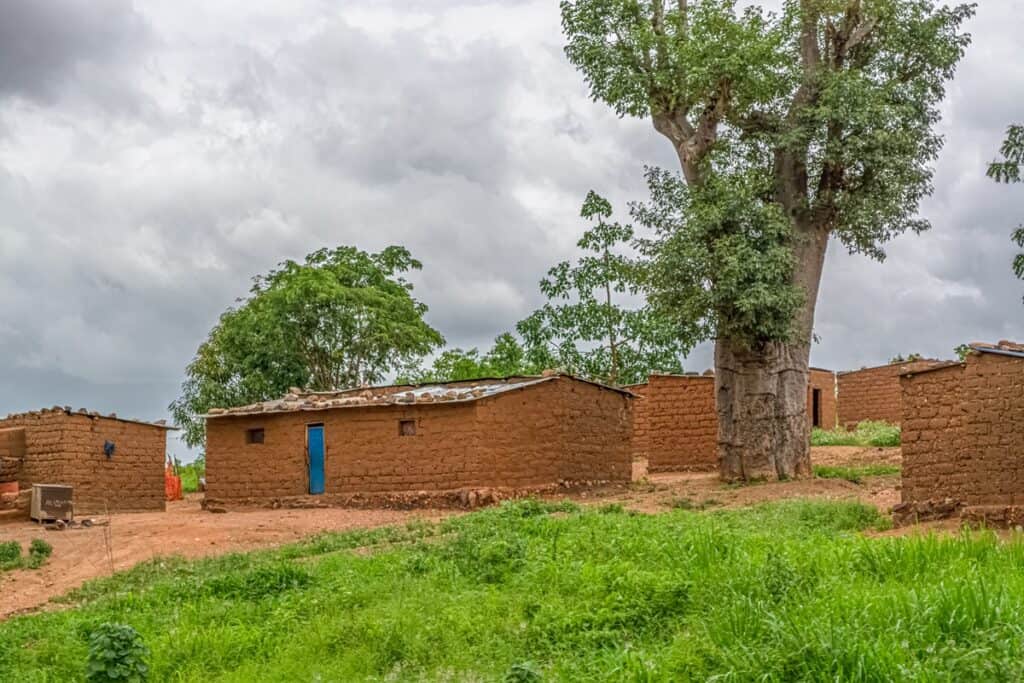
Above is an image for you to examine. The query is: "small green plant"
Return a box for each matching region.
[0,540,21,570]
[27,539,53,569]
[811,421,901,448]
[814,465,902,484]
[504,661,543,682]
[86,623,150,682]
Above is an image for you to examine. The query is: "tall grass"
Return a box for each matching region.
[812,420,901,447]
[2,500,1024,681]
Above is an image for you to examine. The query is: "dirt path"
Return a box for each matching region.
[0,496,447,620]
[0,447,901,620]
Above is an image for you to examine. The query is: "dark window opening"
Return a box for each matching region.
[399,419,417,437]
[246,428,265,444]
[811,389,822,428]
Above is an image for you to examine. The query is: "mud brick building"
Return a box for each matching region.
[629,369,836,472]
[837,359,949,427]
[900,341,1024,510]
[0,408,174,514]
[203,374,633,507]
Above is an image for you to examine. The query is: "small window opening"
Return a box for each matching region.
[246,428,265,444]
[811,389,822,428]
[399,419,416,437]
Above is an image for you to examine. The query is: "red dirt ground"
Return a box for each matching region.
[0,446,900,620]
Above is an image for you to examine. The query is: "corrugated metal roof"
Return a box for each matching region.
[970,340,1024,359]
[202,373,634,419]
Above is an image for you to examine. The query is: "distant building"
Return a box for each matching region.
[202,374,634,508]
[0,408,174,514]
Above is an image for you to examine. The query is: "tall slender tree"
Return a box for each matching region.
[987,123,1024,294]
[562,0,973,480]
[517,191,688,385]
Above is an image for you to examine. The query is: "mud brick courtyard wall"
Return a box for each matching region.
[204,376,633,505]
[0,409,169,513]
[901,351,1024,505]
[837,360,947,427]
[631,370,836,472]
[629,375,718,472]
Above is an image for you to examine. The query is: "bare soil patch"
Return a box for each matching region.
[0,495,447,620]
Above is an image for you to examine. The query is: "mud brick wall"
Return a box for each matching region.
[205,376,632,503]
[839,360,946,427]
[0,410,168,513]
[901,353,1024,505]
[900,364,965,503]
[632,375,718,472]
[807,369,837,429]
[59,414,168,513]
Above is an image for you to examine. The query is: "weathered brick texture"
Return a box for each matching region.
[901,352,1024,505]
[838,360,947,427]
[205,376,632,504]
[0,409,169,513]
[631,370,836,471]
[630,375,717,472]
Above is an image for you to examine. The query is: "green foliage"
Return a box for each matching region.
[170,246,444,446]
[0,539,53,571]
[402,333,545,383]
[634,167,803,345]
[0,541,20,570]
[517,191,689,384]
[86,623,150,683]
[814,464,901,483]
[178,456,205,494]
[811,420,901,447]
[987,123,1024,292]
[954,343,971,361]
[27,539,53,570]
[561,0,974,348]
[18,500,1024,680]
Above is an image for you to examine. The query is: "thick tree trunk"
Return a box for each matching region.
[716,228,829,481]
[715,338,812,481]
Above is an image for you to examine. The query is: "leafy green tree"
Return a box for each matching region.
[987,124,1024,291]
[402,333,547,383]
[562,0,973,480]
[170,246,443,446]
[517,191,688,385]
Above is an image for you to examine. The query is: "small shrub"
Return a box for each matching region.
[86,623,150,682]
[27,539,53,569]
[0,540,21,569]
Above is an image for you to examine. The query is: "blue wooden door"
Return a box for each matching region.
[307,425,325,495]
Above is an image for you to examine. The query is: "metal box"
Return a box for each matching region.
[30,484,73,522]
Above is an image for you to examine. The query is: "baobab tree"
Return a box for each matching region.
[561,0,973,480]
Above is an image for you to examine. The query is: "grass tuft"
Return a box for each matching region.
[812,420,901,447]
[814,464,902,483]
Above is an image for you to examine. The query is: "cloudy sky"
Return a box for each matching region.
[1,0,1022,460]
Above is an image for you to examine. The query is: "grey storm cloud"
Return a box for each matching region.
[0,0,1022,460]
[0,0,149,108]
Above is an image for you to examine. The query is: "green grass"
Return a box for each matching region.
[5,499,1024,681]
[812,420,901,447]
[814,464,902,484]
